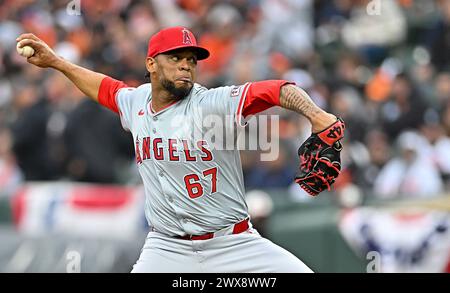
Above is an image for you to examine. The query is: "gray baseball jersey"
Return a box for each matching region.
[115,82,251,237]
[99,77,313,273]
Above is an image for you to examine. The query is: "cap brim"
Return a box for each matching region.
[158,45,210,60]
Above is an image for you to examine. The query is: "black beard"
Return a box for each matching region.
[161,78,192,100]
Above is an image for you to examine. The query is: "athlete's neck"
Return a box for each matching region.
[151,86,180,113]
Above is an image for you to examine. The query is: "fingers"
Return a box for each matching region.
[26,54,46,67]
[16,33,40,43]
[17,39,41,50]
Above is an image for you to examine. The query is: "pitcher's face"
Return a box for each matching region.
[147,48,198,99]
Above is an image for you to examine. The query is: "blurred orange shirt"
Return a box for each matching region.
[198,33,235,76]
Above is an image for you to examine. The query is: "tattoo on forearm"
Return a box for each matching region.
[279,84,322,120]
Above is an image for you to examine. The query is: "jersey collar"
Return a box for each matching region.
[148,99,180,116]
[147,85,198,116]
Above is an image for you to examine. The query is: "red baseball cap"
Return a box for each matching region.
[147,26,210,60]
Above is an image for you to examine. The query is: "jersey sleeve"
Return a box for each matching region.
[98,76,135,131]
[196,80,293,128]
[240,80,295,120]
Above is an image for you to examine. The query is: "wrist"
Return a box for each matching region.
[50,56,67,71]
[310,112,338,133]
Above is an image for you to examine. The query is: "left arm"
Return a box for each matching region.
[280,84,344,196]
[237,81,338,133]
[237,81,343,195]
[279,84,337,133]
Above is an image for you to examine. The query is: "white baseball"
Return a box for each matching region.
[16,42,35,58]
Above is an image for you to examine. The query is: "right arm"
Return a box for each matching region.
[51,59,106,103]
[17,33,107,102]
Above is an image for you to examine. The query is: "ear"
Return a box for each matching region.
[146,57,157,74]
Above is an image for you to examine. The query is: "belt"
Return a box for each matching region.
[177,218,250,241]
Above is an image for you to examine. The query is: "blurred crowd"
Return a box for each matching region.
[1,0,450,201]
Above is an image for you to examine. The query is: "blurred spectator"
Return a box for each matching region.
[334,54,366,90]
[64,97,133,183]
[411,63,436,106]
[337,139,371,191]
[341,0,407,64]
[257,0,314,60]
[380,73,428,140]
[362,129,391,189]
[10,84,56,180]
[329,86,368,142]
[420,108,450,187]
[433,72,450,107]
[198,3,242,86]
[442,101,450,136]
[226,50,261,85]
[373,131,443,198]
[429,0,450,71]
[0,127,22,198]
[245,142,296,190]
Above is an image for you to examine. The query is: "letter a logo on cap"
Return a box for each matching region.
[182,28,193,45]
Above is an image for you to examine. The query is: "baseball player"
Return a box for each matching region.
[16,26,344,273]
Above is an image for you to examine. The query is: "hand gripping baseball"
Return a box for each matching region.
[16,33,59,68]
[295,118,345,196]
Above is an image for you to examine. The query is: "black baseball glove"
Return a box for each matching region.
[295,118,345,196]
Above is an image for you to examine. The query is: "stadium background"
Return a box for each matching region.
[1,0,450,272]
